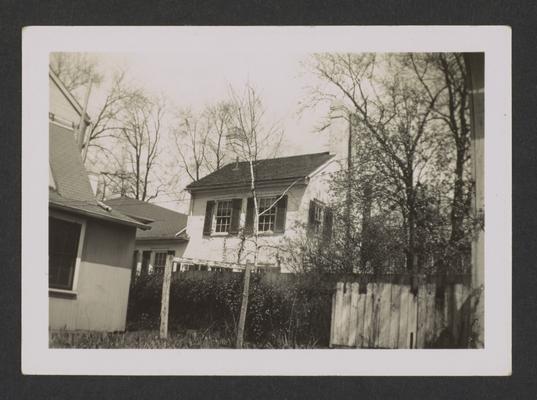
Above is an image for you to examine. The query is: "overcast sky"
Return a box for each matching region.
[89,51,332,156]
[79,51,342,211]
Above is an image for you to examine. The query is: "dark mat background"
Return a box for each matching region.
[1,1,535,399]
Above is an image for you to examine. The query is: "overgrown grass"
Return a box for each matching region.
[49,329,325,349]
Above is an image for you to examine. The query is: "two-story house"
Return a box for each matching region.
[180,152,339,272]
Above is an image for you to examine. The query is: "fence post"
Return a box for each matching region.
[159,252,174,339]
[236,263,252,349]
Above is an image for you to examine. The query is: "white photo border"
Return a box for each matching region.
[21,26,511,375]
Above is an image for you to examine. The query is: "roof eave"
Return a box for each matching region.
[186,176,308,193]
[136,235,189,242]
[49,201,151,230]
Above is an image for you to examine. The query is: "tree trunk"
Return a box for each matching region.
[450,146,466,244]
[236,159,259,349]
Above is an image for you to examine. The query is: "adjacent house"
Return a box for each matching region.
[104,197,189,277]
[48,68,149,332]
[181,152,338,272]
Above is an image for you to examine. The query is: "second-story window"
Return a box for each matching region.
[308,199,333,239]
[215,200,233,233]
[258,197,277,232]
[312,202,323,233]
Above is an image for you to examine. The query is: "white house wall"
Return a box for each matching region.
[182,159,340,272]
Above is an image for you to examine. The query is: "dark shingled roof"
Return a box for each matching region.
[186,152,334,191]
[49,122,148,229]
[105,197,188,241]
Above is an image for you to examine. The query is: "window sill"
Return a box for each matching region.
[257,231,285,237]
[49,288,78,299]
[210,232,229,237]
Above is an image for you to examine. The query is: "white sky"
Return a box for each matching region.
[89,51,332,156]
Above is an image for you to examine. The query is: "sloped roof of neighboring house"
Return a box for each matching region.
[104,197,189,241]
[49,122,149,230]
[186,152,335,192]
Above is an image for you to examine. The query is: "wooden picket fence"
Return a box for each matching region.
[329,275,474,348]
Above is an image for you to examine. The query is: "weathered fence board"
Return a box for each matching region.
[330,277,472,349]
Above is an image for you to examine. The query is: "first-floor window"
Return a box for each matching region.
[154,252,168,269]
[215,200,233,233]
[258,197,277,232]
[49,217,81,290]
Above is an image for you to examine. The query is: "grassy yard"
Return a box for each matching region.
[49,329,323,349]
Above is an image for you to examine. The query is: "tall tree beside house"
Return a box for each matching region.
[306,53,472,274]
[171,101,234,183]
[408,53,472,246]
[102,95,167,202]
[171,108,211,182]
[224,84,284,348]
[205,101,233,171]
[81,70,146,163]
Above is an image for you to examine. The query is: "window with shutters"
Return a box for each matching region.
[215,200,233,233]
[153,251,168,269]
[308,199,333,239]
[311,201,324,233]
[258,197,278,232]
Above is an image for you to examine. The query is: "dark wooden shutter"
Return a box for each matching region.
[308,200,316,232]
[203,200,215,236]
[274,195,288,233]
[229,198,243,235]
[244,197,254,235]
[323,207,333,241]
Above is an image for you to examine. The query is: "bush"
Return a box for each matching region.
[126,271,333,347]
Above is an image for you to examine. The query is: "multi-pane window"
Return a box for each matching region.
[154,252,168,269]
[258,197,277,232]
[49,217,81,290]
[311,201,324,233]
[215,200,233,233]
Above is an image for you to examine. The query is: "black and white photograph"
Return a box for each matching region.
[21,26,510,375]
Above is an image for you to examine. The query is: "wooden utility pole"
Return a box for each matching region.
[159,252,175,339]
[346,113,354,272]
[236,263,252,348]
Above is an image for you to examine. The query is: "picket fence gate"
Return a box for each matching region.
[329,277,474,348]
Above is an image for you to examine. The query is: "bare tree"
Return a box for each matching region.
[50,52,103,94]
[225,84,283,348]
[409,53,471,245]
[105,95,166,201]
[205,101,233,171]
[82,70,145,162]
[171,108,211,182]
[307,53,446,274]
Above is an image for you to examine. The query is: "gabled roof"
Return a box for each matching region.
[105,197,188,241]
[186,152,335,192]
[49,122,149,230]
